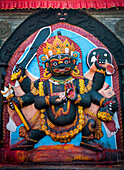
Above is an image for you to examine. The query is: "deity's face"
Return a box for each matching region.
[48,54,73,76]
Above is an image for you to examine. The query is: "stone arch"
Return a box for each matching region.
[0,9,124,149]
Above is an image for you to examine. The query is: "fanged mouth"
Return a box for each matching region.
[54,68,70,73]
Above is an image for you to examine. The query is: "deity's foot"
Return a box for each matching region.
[11,138,36,150]
[80,139,103,152]
[11,129,46,150]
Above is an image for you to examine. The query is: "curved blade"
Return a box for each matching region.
[18,26,51,69]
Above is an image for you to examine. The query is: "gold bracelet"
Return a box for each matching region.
[100,98,106,107]
[96,69,106,76]
[45,96,50,106]
[74,94,81,104]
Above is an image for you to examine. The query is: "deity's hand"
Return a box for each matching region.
[9,101,15,110]
[65,83,77,101]
[97,97,118,122]
[102,98,118,114]
[13,65,22,74]
[8,97,19,110]
[49,95,66,106]
[11,65,24,81]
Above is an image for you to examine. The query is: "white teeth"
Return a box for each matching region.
[59,69,65,71]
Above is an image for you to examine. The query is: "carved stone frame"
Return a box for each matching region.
[0,8,124,148]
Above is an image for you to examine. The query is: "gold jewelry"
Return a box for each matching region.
[100,98,106,107]
[96,69,106,76]
[17,97,24,108]
[18,75,27,83]
[39,81,44,96]
[97,111,113,122]
[45,96,50,106]
[74,94,81,104]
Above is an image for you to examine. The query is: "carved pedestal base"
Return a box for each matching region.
[0,144,124,164]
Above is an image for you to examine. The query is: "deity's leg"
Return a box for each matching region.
[11,129,46,150]
[80,118,103,152]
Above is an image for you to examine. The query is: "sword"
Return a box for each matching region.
[17,26,51,69]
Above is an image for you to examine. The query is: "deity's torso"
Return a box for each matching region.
[44,78,78,126]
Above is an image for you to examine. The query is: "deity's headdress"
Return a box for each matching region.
[37,35,83,79]
[42,36,75,59]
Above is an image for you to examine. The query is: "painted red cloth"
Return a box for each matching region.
[105,120,116,132]
[0,0,124,10]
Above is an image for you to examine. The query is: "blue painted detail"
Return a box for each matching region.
[27,57,40,78]
[10,27,116,149]
[39,54,47,69]
[10,124,24,145]
[17,44,32,64]
[73,51,81,65]
[34,132,82,148]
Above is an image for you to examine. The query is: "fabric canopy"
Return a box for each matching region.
[0,0,124,10]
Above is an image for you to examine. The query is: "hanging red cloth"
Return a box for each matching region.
[0,0,124,10]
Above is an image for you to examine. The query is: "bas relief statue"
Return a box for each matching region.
[1,27,118,155]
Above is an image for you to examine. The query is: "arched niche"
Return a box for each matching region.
[0,9,124,163]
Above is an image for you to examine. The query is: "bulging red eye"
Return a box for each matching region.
[64,60,69,65]
[52,61,58,66]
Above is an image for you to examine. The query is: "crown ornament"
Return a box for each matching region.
[43,36,75,59]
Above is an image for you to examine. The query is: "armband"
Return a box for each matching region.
[96,69,106,76]
[74,94,81,104]
[17,97,24,107]
[45,96,50,106]
[97,111,113,122]
[100,98,106,107]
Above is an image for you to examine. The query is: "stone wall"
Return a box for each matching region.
[0,8,124,48]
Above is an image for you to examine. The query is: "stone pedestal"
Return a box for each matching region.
[0,144,124,164]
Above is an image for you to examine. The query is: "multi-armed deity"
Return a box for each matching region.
[2,31,118,154]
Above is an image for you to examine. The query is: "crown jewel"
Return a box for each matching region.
[43,36,75,59]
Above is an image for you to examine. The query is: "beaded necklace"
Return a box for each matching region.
[49,76,74,85]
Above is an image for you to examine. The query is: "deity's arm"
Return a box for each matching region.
[34,80,66,110]
[88,87,106,106]
[73,78,118,116]
[9,75,40,109]
[73,78,104,108]
[34,93,65,110]
[31,80,52,110]
[10,92,35,108]
[73,78,91,108]
[92,62,106,91]
[11,67,40,93]
[88,86,118,120]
